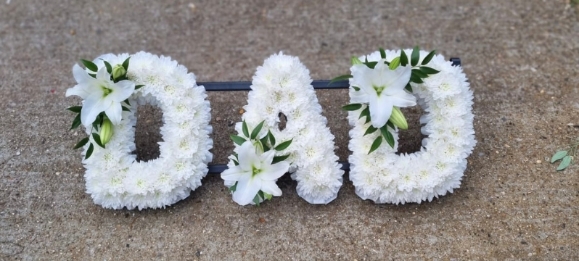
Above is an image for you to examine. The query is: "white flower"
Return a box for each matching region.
[350,61,416,128]
[225,52,344,204]
[221,142,289,205]
[348,50,476,204]
[77,52,213,210]
[66,65,135,127]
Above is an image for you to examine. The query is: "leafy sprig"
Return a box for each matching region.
[228,120,293,206]
[68,57,140,159]
[551,138,578,171]
[333,46,439,154]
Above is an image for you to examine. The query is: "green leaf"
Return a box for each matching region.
[551,151,568,163]
[122,57,130,71]
[412,69,428,79]
[85,143,94,160]
[88,73,96,78]
[411,46,420,66]
[352,86,360,91]
[342,103,362,111]
[123,99,131,106]
[351,56,363,65]
[92,133,104,148]
[274,139,293,151]
[380,126,395,148]
[389,57,401,70]
[71,114,81,130]
[242,121,249,138]
[368,136,382,154]
[421,50,436,65]
[135,85,145,90]
[364,126,378,136]
[250,120,265,140]
[400,50,408,66]
[387,121,395,129]
[379,48,386,59]
[272,154,290,164]
[410,74,424,84]
[230,135,246,146]
[419,66,440,75]
[364,61,378,69]
[67,106,82,113]
[329,74,353,85]
[73,137,89,149]
[253,194,261,206]
[359,106,370,120]
[81,59,98,72]
[557,156,572,171]
[232,159,239,166]
[103,60,112,74]
[122,106,130,112]
[268,130,276,146]
[260,136,270,151]
[405,83,413,92]
[229,182,238,192]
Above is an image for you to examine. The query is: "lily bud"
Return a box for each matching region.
[112,64,126,81]
[99,119,114,145]
[351,56,363,65]
[389,107,408,130]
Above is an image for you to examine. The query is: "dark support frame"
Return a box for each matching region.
[200,58,461,174]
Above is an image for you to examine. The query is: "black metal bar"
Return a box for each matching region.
[208,162,350,174]
[200,80,349,91]
[202,57,460,174]
[450,57,461,67]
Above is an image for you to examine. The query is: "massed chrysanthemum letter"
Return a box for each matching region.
[344,48,476,204]
[221,52,344,205]
[66,52,213,210]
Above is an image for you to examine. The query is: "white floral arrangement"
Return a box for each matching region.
[65,52,213,210]
[222,52,344,205]
[338,47,476,204]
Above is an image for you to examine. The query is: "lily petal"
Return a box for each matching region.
[221,166,247,182]
[112,80,136,102]
[260,180,282,196]
[382,66,412,95]
[236,142,254,171]
[81,92,107,127]
[96,66,110,81]
[260,161,289,181]
[65,83,91,99]
[233,176,261,205]
[387,91,416,107]
[72,64,92,85]
[369,94,392,128]
[104,101,122,125]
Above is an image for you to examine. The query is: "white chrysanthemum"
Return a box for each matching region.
[76,52,213,210]
[224,52,344,204]
[348,49,476,204]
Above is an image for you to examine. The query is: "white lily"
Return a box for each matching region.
[350,61,416,128]
[222,142,289,205]
[66,64,135,127]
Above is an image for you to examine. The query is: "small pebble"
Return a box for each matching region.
[536,160,541,164]
[239,109,245,114]
[16,151,20,156]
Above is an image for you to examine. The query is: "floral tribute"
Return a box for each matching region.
[339,47,476,204]
[222,53,344,205]
[66,52,213,210]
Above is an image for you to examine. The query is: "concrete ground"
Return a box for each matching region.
[1,0,579,260]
